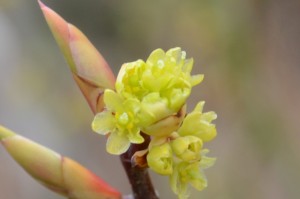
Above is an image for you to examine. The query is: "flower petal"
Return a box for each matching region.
[178,110,201,135]
[197,121,217,142]
[127,127,144,144]
[146,48,165,66]
[104,89,124,112]
[194,101,205,112]
[92,111,115,135]
[200,149,216,169]
[170,164,189,199]
[123,98,140,114]
[178,101,217,142]
[106,132,130,155]
[185,163,207,191]
[190,74,204,86]
[182,58,193,73]
[201,111,217,123]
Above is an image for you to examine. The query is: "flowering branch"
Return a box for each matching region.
[0,1,218,199]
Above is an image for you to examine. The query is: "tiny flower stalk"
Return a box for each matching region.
[0,125,121,199]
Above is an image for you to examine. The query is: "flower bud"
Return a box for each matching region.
[0,125,121,199]
[39,1,115,114]
[147,143,173,175]
[171,136,203,162]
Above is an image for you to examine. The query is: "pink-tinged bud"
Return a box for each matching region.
[0,125,121,199]
[38,0,115,113]
[62,158,121,199]
[38,0,74,70]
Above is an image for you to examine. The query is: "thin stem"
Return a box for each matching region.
[120,134,159,199]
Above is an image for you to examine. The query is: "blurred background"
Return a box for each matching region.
[1,0,300,198]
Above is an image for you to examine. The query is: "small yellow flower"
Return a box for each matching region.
[145,101,217,199]
[170,150,216,199]
[92,89,144,155]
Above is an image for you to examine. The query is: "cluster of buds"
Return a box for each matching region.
[92,47,217,198]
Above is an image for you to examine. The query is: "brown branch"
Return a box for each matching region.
[120,134,159,199]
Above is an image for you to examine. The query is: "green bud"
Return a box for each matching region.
[171,136,202,162]
[147,143,173,175]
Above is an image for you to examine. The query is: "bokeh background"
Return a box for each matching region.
[1,0,300,198]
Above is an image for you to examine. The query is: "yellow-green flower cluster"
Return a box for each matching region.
[92,47,217,198]
[92,47,203,154]
[147,102,217,199]
[116,48,203,114]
